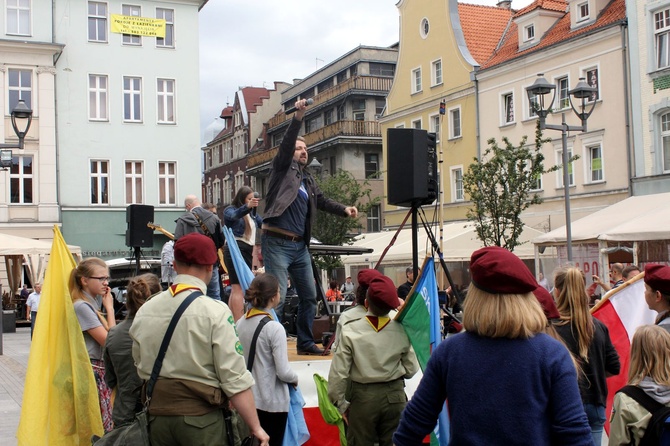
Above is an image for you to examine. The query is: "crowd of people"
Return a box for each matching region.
[43,97,670,445]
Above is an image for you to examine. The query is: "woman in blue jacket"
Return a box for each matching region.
[223,186,262,321]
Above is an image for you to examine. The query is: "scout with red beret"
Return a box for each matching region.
[644,264,670,333]
[328,272,418,445]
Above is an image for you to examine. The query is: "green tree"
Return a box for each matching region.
[312,170,380,274]
[462,124,560,251]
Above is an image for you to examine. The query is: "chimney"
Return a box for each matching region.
[497,0,512,9]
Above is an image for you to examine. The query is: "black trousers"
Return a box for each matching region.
[257,409,288,446]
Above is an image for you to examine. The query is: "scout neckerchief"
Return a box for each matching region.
[245,307,274,320]
[170,283,202,296]
[366,315,391,332]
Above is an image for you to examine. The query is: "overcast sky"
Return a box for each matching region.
[198,0,534,143]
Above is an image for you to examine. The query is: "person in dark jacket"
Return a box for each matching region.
[396,266,415,299]
[103,273,160,427]
[223,185,262,321]
[553,265,620,446]
[262,99,357,356]
[174,194,224,300]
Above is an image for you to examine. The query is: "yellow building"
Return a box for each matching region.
[380,0,513,227]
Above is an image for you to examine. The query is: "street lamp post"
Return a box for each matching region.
[0,100,34,170]
[307,157,323,179]
[526,74,596,262]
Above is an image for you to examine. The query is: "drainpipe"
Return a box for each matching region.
[621,22,632,196]
[472,69,481,159]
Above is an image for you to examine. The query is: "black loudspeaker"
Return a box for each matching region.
[387,128,437,207]
[125,204,154,248]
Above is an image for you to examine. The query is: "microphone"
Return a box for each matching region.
[284,98,314,115]
[251,192,260,217]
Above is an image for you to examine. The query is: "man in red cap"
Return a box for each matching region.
[644,264,670,333]
[328,274,418,446]
[131,233,269,446]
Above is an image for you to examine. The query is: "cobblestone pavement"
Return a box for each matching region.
[0,328,30,446]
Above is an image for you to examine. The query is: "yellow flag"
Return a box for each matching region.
[17,226,103,445]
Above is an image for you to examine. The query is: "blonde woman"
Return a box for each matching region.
[69,257,117,432]
[553,266,620,446]
[609,325,670,445]
[103,273,160,427]
[394,247,592,445]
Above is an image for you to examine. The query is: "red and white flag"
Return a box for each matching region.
[591,275,656,432]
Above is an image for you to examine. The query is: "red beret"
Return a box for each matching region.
[533,287,559,320]
[644,264,670,295]
[357,269,383,288]
[367,276,400,312]
[470,246,538,294]
[174,233,217,265]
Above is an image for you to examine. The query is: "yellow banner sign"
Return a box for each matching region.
[110,14,166,38]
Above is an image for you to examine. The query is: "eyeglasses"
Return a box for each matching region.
[88,276,110,282]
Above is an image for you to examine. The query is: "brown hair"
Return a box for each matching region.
[69,257,110,329]
[245,273,279,309]
[554,266,594,361]
[628,325,670,386]
[462,286,546,339]
[126,273,161,318]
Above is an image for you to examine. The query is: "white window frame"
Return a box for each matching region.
[124,160,144,204]
[412,118,422,129]
[586,143,604,183]
[223,175,232,205]
[530,168,543,191]
[158,161,176,205]
[364,153,379,179]
[156,7,174,48]
[556,147,575,188]
[6,0,31,36]
[123,76,143,123]
[655,8,670,70]
[430,113,441,142]
[8,68,32,112]
[411,67,422,94]
[122,4,142,46]
[88,74,108,121]
[661,112,670,173]
[450,166,464,202]
[577,1,590,22]
[555,75,570,110]
[523,24,535,42]
[88,1,107,43]
[527,89,539,119]
[9,154,33,204]
[431,59,443,86]
[157,78,176,124]
[90,159,110,205]
[501,92,515,125]
[448,106,462,139]
[582,66,600,102]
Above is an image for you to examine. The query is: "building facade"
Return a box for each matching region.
[53,0,207,257]
[628,0,670,195]
[0,1,63,239]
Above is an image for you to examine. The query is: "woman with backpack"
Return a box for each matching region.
[609,325,670,446]
[553,265,620,446]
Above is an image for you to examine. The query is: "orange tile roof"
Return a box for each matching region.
[458,3,514,65]
[515,0,567,17]
[240,87,271,113]
[481,0,625,69]
[219,106,234,118]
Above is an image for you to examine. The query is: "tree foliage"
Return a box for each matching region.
[312,170,379,273]
[462,123,559,251]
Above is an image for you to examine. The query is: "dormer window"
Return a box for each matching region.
[524,24,535,42]
[577,1,590,22]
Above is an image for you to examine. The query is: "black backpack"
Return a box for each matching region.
[618,385,670,446]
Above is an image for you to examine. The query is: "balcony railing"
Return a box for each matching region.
[247,120,381,168]
[267,75,393,129]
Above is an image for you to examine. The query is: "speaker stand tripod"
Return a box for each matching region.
[132,246,142,276]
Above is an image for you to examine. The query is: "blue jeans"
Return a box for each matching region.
[583,403,605,446]
[207,265,221,300]
[262,234,317,350]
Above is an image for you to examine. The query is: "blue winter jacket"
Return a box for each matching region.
[223,204,262,238]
